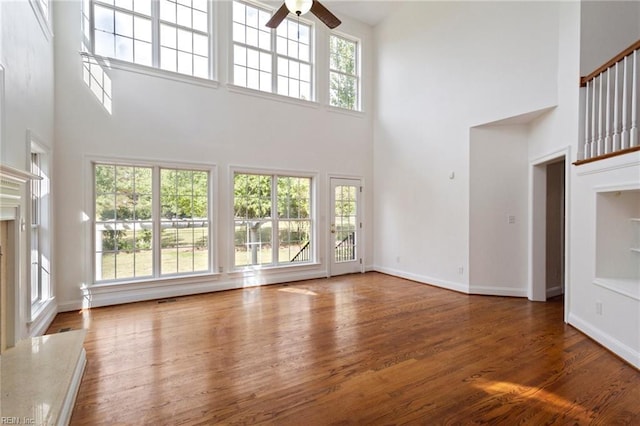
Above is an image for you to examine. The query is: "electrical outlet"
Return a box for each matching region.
[596,301,603,315]
[458,266,464,275]
[396,256,400,263]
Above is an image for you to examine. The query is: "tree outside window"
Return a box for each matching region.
[329,34,359,110]
[94,163,210,282]
[234,173,312,267]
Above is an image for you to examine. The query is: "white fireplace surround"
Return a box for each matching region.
[0,163,54,349]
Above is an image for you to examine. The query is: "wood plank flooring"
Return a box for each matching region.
[47,272,640,425]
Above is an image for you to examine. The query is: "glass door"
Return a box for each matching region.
[329,178,362,276]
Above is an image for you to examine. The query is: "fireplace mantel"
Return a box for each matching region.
[1,163,40,210]
[0,162,41,351]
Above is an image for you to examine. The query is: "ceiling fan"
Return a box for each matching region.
[266,0,341,29]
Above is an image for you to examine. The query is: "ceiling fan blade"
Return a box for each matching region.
[310,0,341,29]
[266,3,289,28]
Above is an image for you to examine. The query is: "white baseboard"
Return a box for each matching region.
[546,285,564,298]
[373,265,468,294]
[469,285,528,298]
[568,312,640,370]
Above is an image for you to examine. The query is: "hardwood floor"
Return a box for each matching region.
[48,272,640,425]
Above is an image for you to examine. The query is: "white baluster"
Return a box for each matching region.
[631,49,638,148]
[591,77,597,158]
[621,55,630,149]
[613,61,621,151]
[598,72,605,156]
[605,67,612,153]
[584,80,591,160]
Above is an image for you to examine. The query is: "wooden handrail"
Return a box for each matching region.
[573,146,640,166]
[580,39,640,87]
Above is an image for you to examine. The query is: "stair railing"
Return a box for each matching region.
[577,39,640,165]
[290,241,311,263]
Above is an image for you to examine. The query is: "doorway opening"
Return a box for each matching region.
[530,152,568,320]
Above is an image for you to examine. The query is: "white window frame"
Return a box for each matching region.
[329,32,361,111]
[29,0,53,40]
[87,0,217,83]
[230,167,317,271]
[28,134,52,319]
[231,0,315,102]
[91,159,216,284]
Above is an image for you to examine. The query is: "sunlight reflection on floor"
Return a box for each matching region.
[473,379,591,421]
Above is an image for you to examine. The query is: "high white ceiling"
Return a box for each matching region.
[323,1,401,27]
[262,0,402,27]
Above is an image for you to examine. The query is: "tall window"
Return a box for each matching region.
[160,169,209,274]
[30,148,51,312]
[329,34,359,110]
[234,172,312,267]
[232,1,313,100]
[92,0,211,79]
[94,163,211,282]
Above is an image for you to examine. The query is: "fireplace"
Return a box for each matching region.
[0,163,38,352]
[1,219,11,352]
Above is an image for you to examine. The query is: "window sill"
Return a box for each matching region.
[593,277,640,301]
[87,272,221,291]
[79,52,220,90]
[228,261,322,277]
[326,105,365,118]
[227,84,321,109]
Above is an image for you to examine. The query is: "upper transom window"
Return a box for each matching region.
[329,34,359,110]
[91,0,211,79]
[232,0,313,101]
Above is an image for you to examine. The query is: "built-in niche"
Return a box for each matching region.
[595,188,640,300]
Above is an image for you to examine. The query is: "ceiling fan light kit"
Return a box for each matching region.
[266,0,342,29]
[285,0,313,16]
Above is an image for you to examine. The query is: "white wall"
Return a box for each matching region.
[570,153,640,368]
[565,0,640,369]
[373,1,560,292]
[580,0,640,75]
[0,0,56,340]
[53,0,374,309]
[469,124,529,296]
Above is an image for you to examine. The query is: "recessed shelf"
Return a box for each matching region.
[596,190,640,283]
[594,277,640,301]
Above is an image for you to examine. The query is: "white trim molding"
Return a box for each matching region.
[374,265,469,295]
[568,312,640,370]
